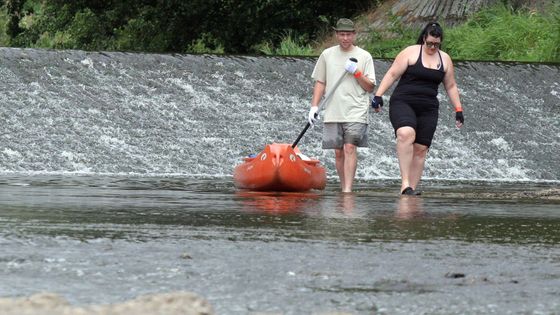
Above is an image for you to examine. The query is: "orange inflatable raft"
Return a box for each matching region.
[233,143,326,192]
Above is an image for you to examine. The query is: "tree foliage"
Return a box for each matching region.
[5,0,375,53]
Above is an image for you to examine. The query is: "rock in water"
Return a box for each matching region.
[0,292,214,315]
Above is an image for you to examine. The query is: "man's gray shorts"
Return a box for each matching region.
[322,122,368,149]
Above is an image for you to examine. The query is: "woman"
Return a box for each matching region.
[371,22,464,195]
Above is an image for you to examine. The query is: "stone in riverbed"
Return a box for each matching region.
[0,291,214,315]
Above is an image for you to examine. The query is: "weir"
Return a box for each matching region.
[0,48,558,182]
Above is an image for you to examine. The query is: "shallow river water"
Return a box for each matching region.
[0,175,558,314]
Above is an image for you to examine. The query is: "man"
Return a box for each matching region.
[308,18,377,192]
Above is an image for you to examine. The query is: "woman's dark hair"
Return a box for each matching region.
[416,22,444,45]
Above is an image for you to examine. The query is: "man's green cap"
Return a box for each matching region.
[333,18,355,32]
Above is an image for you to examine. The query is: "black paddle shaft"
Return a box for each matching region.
[292,58,357,148]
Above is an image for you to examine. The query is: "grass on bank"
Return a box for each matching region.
[255,32,315,56]
[0,9,10,46]
[280,4,560,62]
[444,5,560,62]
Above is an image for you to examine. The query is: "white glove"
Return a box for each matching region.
[344,58,358,74]
[308,106,319,125]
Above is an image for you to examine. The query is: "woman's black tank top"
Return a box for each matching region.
[391,46,445,103]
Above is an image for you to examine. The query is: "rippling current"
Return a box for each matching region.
[0,47,559,313]
[0,175,558,314]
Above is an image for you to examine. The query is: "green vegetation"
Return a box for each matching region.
[444,5,560,62]
[363,4,560,62]
[334,3,559,63]
[256,32,314,56]
[1,0,374,54]
[361,13,418,59]
[0,1,558,62]
[0,7,10,45]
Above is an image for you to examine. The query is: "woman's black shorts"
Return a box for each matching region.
[389,97,439,147]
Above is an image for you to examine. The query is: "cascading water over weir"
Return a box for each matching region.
[0,48,558,182]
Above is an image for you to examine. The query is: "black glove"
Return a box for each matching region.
[455,111,464,124]
[371,96,383,109]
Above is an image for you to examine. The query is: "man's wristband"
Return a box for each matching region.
[455,106,463,112]
[353,71,362,78]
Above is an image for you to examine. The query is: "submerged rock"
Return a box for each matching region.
[0,292,214,315]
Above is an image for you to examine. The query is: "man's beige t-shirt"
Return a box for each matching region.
[311,45,376,123]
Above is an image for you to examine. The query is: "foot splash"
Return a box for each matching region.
[402,187,422,196]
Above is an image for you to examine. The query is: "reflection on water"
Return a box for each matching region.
[395,196,425,220]
[0,176,558,244]
[337,193,356,215]
[0,176,559,314]
[236,191,321,215]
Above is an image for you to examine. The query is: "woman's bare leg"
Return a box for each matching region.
[395,127,416,193]
[409,143,429,189]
